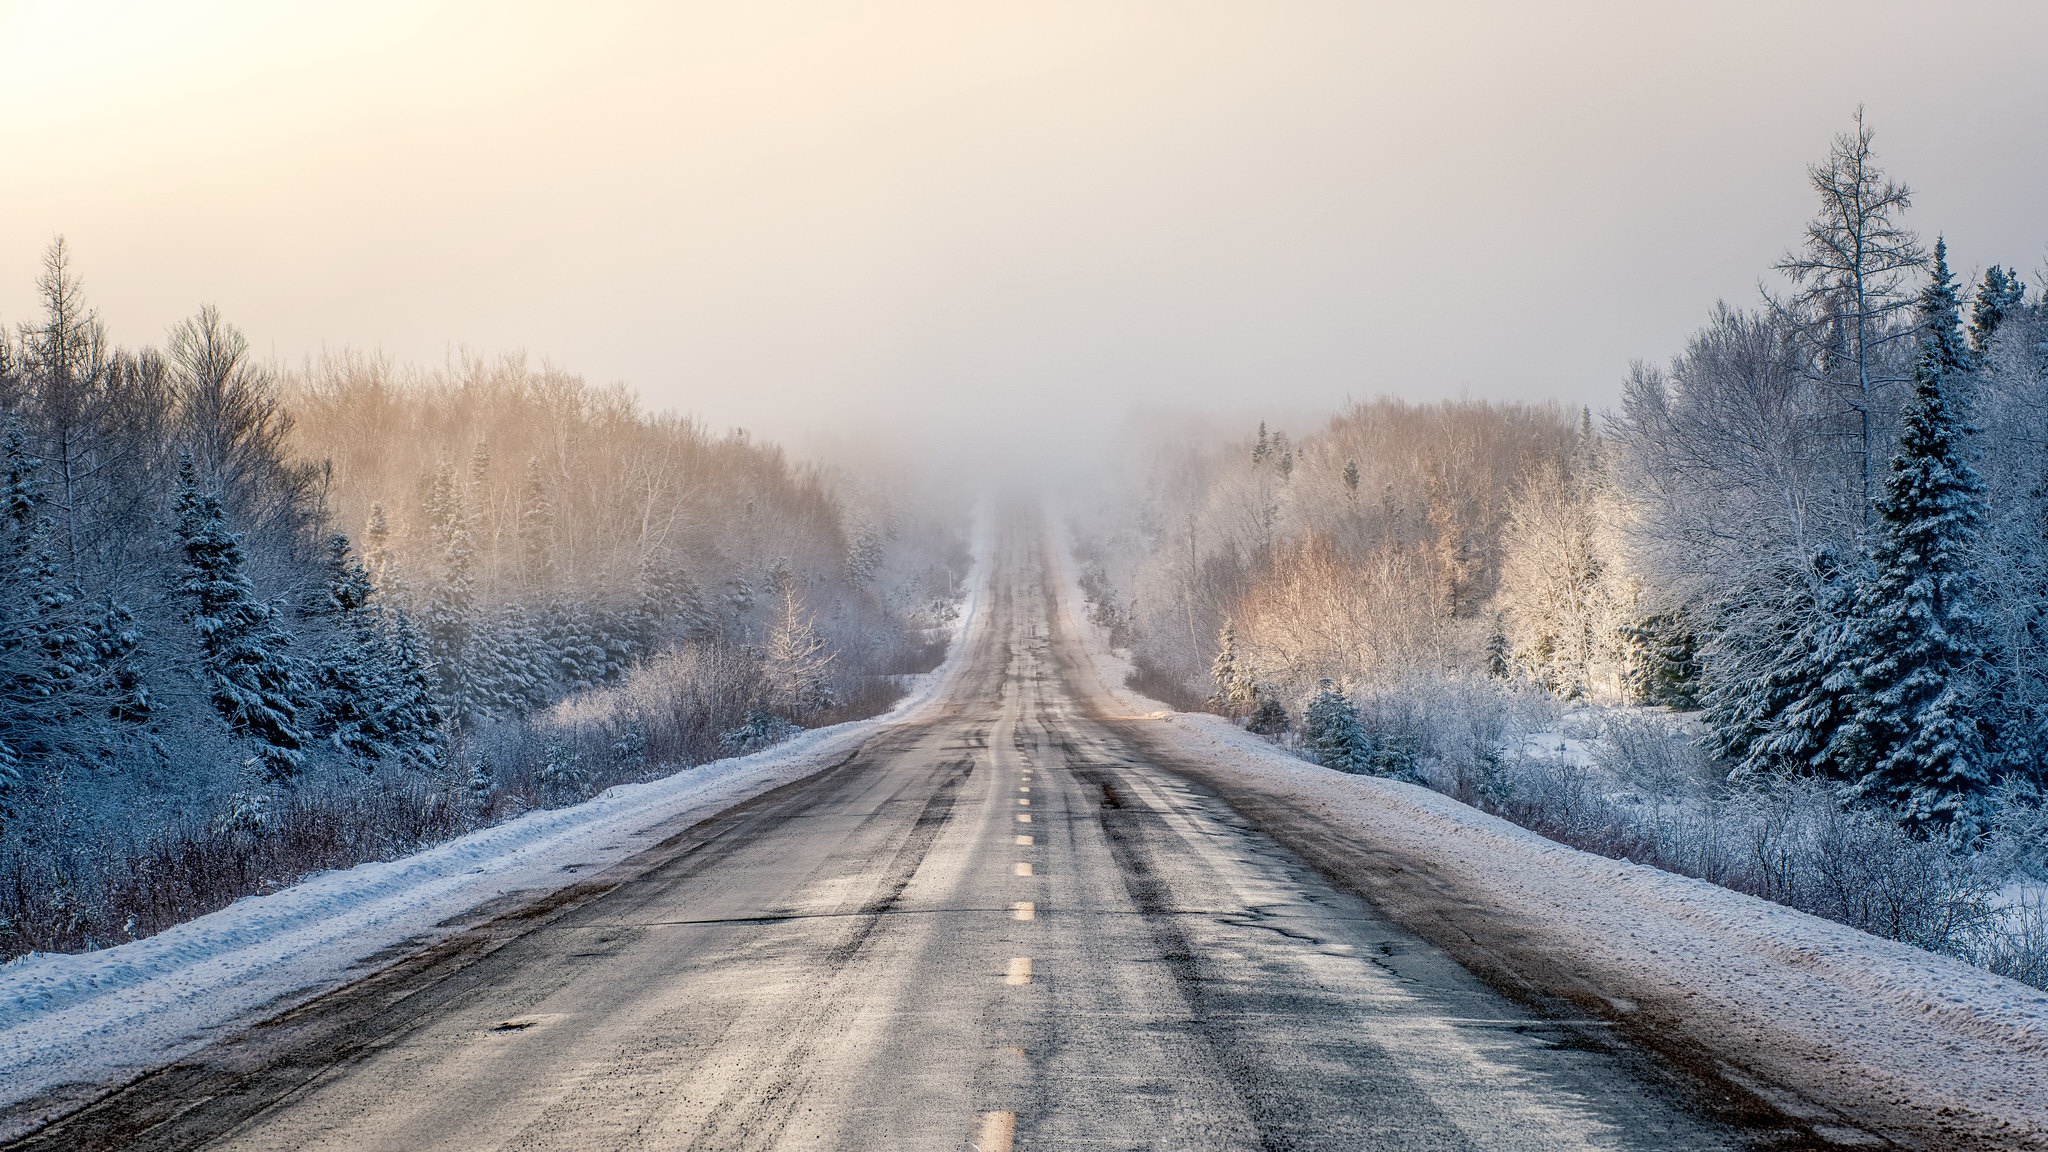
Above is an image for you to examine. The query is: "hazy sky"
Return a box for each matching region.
[4,1,2046,458]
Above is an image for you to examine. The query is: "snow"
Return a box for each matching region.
[0,508,991,1127]
[1046,517,2048,1144]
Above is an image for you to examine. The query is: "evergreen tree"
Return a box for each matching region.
[546,598,613,691]
[305,533,441,771]
[362,502,395,586]
[517,456,554,586]
[1301,679,1372,773]
[1830,240,1990,829]
[764,584,835,720]
[382,608,445,770]
[1708,549,1858,777]
[1244,695,1290,737]
[493,601,551,712]
[1969,265,2026,357]
[1208,620,1257,715]
[175,461,306,781]
[421,460,498,727]
[844,522,884,590]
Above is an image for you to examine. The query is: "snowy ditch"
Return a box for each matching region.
[0,514,992,1130]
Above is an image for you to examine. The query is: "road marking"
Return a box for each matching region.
[1012,901,1035,920]
[978,1110,1016,1151]
[1016,814,1031,823]
[1015,834,1032,845]
[1017,798,1030,806]
[1014,861,1032,876]
[1005,957,1032,985]
[1019,786,1030,793]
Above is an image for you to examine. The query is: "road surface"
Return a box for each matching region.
[13,524,1825,1151]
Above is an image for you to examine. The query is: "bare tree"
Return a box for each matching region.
[17,237,107,571]
[1774,109,1925,528]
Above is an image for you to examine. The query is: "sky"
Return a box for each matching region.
[3,1,2046,464]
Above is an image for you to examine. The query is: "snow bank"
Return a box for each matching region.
[1046,518,2048,1146]
[0,509,990,1124]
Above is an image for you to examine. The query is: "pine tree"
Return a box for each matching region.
[492,601,550,712]
[1301,679,1372,773]
[362,502,395,586]
[1707,549,1857,778]
[844,522,884,590]
[546,598,612,691]
[1244,695,1290,737]
[421,460,496,727]
[517,456,553,586]
[1969,266,2026,357]
[1208,620,1257,715]
[1830,240,1990,830]
[764,584,835,720]
[467,749,495,818]
[382,608,445,770]
[175,460,306,781]
[306,533,442,771]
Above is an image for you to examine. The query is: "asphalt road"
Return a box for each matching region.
[17,526,1801,1151]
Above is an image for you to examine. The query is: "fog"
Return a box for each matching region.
[4,0,2046,467]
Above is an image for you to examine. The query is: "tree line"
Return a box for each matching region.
[0,244,968,957]
[1080,114,2047,838]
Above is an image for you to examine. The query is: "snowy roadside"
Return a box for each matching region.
[1046,519,2048,1147]
[0,511,990,1127]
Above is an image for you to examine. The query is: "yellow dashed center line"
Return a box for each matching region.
[1016,814,1031,823]
[1005,957,1033,985]
[1014,861,1032,876]
[979,1110,1017,1151]
[1015,834,1032,845]
[1012,901,1035,920]
[1017,798,1030,806]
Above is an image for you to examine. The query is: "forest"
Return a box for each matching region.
[0,246,969,959]
[1071,116,2048,988]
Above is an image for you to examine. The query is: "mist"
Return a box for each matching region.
[5,1,2047,468]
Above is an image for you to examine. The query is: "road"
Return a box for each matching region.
[16,524,1813,1151]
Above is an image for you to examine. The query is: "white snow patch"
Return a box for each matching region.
[0,507,991,1124]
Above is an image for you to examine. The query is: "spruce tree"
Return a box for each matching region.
[1244,695,1290,737]
[175,461,306,781]
[1301,679,1372,773]
[1830,240,1990,829]
[1208,620,1256,715]
[0,420,146,817]
[764,585,836,720]
[306,533,443,771]
[382,608,445,770]
[1714,549,1858,778]
[1969,266,2026,357]
[517,457,553,586]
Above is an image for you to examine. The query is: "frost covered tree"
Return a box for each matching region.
[420,460,505,727]
[1968,266,2025,358]
[764,584,835,720]
[175,461,307,781]
[1208,619,1257,715]
[1830,241,1989,829]
[1705,547,1858,778]
[1301,679,1371,773]
[15,238,107,573]
[0,421,143,810]
[1775,109,1925,526]
[306,533,442,771]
